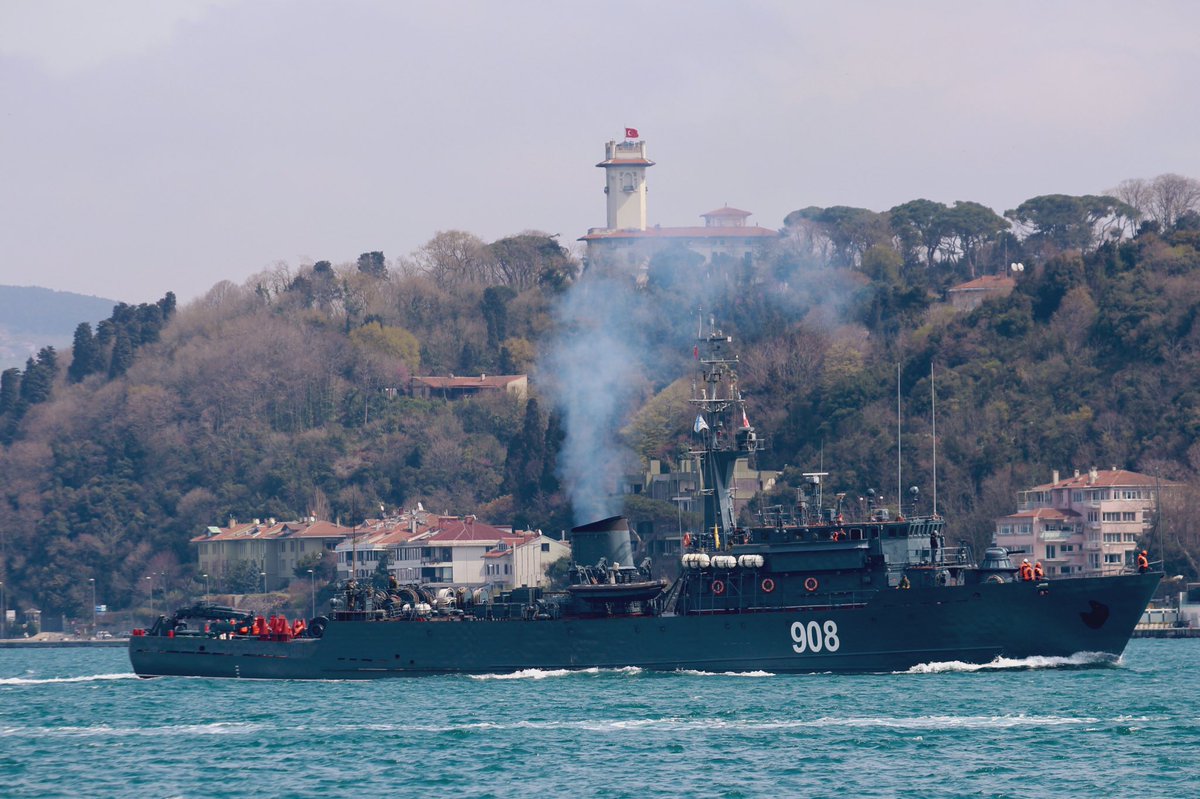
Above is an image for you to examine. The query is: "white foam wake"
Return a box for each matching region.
[470,666,644,680]
[0,672,139,686]
[674,669,776,678]
[901,651,1119,674]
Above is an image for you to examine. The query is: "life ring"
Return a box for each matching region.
[761,578,775,593]
[712,579,725,595]
[803,576,819,592]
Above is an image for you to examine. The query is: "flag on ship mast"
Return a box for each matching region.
[624,127,639,138]
[694,414,709,433]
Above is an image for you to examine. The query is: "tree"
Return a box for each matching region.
[18,348,57,405]
[889,199,949,267]
[1007,194,1134,256]
[481,285,517,351]
[784,206,890,267]
[1148,173,1200,230]
[357,251,388,279]
[108,332,134,378]
[417,230,490,288]
[487,234,576,292]
[0,368,19,414]
[941,201,1009,277]
[503,398,545,521]
[68,323,104,383]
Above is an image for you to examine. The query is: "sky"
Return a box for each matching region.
[1,0,1198,305]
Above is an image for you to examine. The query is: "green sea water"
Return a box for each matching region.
[2,640,1197,799]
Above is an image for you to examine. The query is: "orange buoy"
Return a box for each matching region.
[803,576,819,592]
[712,579,725,595]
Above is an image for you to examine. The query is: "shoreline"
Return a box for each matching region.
[0,639,129,649]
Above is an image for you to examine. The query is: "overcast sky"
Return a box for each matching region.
[2,0,1197,304]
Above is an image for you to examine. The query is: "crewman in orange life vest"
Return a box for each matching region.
[1033,561,1044,580]
[1019,559,1034,581]
[1137,550,1149,573]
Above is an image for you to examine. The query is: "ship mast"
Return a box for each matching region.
[689,319,760,549]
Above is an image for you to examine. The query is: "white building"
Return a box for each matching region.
[580,136,777,275]
[482,533,571,591]
[995,467,1167,576]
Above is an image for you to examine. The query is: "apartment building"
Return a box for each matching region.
[995,467,1165,576]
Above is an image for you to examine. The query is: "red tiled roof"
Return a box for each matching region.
[701,206,752,218]
[1026,469,1163,492]
[596,158,655,167]
[411,374,525,390]
[425,517,513,542]
[948,275,1015,292]
[192,519,350,543]
[580,225,778,241]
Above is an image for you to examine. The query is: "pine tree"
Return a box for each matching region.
[68,323,103,383]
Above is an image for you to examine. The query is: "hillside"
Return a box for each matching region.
[1,188,1199,622]
[0,286,119,370]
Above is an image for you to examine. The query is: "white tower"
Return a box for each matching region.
[597,139,654,231]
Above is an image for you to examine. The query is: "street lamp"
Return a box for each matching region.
[89,578,96,637]
[146,575,154,620]
[307,569,315,619]
[260,571,266,594]
[202,573,209,602]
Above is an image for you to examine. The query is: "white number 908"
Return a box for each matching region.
[791,619,840,654]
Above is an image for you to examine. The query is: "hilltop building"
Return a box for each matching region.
[579,136,777,275]
[410,373,528,401]
[994,467,1167,576]
[947,274,1015,311]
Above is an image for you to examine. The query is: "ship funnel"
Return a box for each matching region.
[570,515,634,568]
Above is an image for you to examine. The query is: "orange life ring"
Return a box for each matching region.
[803,576,819,592]
[761,578,775,593]
[712,579,725,595]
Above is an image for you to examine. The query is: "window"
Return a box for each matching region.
[1045,545,1056,559]
[1061,544,1074,553]
[1104,553,1122,564]
[999,525,1013,535]
[1087,511,1098,522]
[1124,533,1139,542]
[1102,512,1121,522]
[1122,511,1137,521]
[1019,524,1032,534]
[504,564,510,575]
[1072,491,1084,502]
[1103,533,1122,543]
[541,543,550,552]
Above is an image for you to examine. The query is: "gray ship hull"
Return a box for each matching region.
[129,572,1159,679]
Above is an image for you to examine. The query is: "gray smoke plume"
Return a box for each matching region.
[541,275,644,525]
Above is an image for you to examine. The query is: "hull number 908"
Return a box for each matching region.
[790,620,840,654]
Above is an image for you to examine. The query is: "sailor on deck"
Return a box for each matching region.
[1137,550,1149,573]
[1019,559,1033,582]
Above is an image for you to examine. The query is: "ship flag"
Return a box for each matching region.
[741,408,751,428]
[624,127,639,138]
[694,414,709,433]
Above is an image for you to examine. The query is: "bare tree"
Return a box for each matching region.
[416,230,490,289]
[1149,173,1200,229]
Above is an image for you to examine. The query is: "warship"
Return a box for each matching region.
[129,327,1160,678]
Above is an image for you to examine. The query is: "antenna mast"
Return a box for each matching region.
[931,364,938,516]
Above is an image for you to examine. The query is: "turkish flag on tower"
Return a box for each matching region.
[624,127,639,139]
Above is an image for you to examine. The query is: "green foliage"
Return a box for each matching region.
[5,197,1200,620]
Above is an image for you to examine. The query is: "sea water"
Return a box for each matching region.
[1,640,1197,799]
